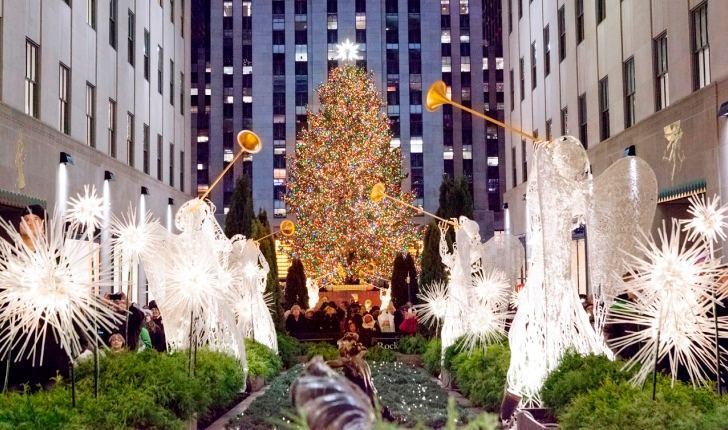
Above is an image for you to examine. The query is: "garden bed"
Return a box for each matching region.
[227,361,481,429]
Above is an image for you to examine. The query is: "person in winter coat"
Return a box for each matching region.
[398,307,418,335]
[285,305,307,337]
[147,301,167,352]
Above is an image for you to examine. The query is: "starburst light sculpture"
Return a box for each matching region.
[608,219,726,386]
[0,212,119,364]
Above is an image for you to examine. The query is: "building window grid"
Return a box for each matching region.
[157,135,163,181]
[624,57,635,128]
[519,57,524,101]
[86,0,96,28]
[558,6,566,61]
[108,99,116,157]
[25,39,39,118]
[576,0,584,44]
[157,46,163,94]
[596,0,606,24]
[691,2,710,90]
[543,26,551,76]
[59,64,70,134]
[530,42,537,90]
[84,84,95,147]
[169,143,175,187]
[578,94,587,148]
[521,139,527,183]
[143,29,150,80]
[654,32,669,110]
[180,150,185,192]
[126,113,134,167]
[109,0,117,48]
[598,77,609,140]
[143,124,150,174]
[169,60,175,105]
[127,10,135,66]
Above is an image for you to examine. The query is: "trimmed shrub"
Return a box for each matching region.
[560,377,722,430]
[0,349,245,430]
[422,338,442,377]
[304,342,339,361]
[398,334,428,355]
[245,339,283,381]
[365,345,396,362]
[276,332,306,368]
[540,350,632,415]
[449,343,510,412]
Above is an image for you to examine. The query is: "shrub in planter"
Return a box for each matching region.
[304,342,339,361]
[540,350,633,415]
[245,339,283,381]
[398,334,429,355]
[0,349,245,430]
[560,377,721,430]
[449,343,510,412]
[365,345,396,362]
[276,332,306,368]
[422,338,442,377]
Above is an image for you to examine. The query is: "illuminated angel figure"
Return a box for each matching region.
[0,210,119,364]
[230,236,278,353]
[507,136,609,405]
[609,219,726,386]
[142,198,247,374]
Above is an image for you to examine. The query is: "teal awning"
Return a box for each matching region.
[657,179,706,203]
[0,188,45,209]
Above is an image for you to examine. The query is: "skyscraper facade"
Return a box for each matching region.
[192,0,505,235]
[502,0,728,241]
[0,0,191,226]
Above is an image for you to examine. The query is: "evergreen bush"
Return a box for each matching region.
[304,342,339,361]
[560,377,722,430]
[276,332,306,368]
[0,349,245,430]
[245,339,283,381]
[449,343,510,412]
[540,350,633,415]
[398,334,429,355]
[365,345,396,362]
[422,338,442,377]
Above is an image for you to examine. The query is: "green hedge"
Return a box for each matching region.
[245,339,283,381]
[276,332,306,368]
[449,343,510,412]
[540,350,633,415]
[398,334,429,355]
[365,345,397,362]
[0,349,245,430]
[304,342,340,361]
[560,377,726,430]
[422,338,442,377]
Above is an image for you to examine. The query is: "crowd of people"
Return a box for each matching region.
[284,297,418,346]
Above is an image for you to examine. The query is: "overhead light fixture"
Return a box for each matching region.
[719,101,728,117]
[141,186,150,196]
[60,152,74,165]
[168,197,174,205]
[104,170,115,181]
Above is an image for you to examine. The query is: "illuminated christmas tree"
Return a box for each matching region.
[286,66,419,283]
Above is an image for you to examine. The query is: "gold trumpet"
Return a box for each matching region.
[370,182,456,226]
[200,130,262,200]
[255,219,296,243]
[426,80,540,143]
